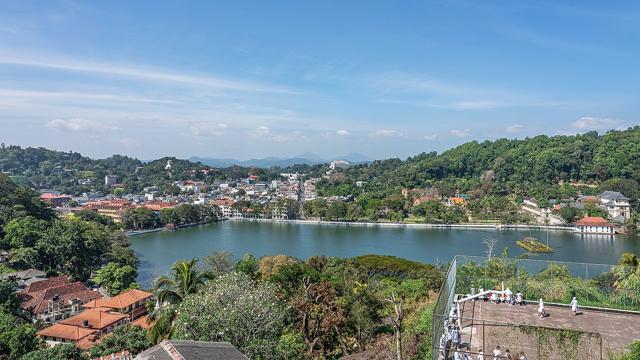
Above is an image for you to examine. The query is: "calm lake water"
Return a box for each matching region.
[130,221,640,287]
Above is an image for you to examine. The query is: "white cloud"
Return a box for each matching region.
[450,129,471,138]
[250,126,307,142]
[0,89,176,104]
[572,116,623,130]
[0,54,295,94]
[253,126,271,137]
[46,118,120,132]
[424,134,438,140]
[451,100,508,110]
[190,123,228,137]
[370,129,405,138]
[505,124,525,133]
[370,73,572,110]
[0,25,18,34]
[335,129,351,137]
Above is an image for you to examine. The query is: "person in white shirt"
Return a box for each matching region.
[518,351,527,360]
[515,290,523,306]
[451,327,461,348]
[570,297,578,316]
[493,345,502,360]
[477,349,485,360]
[454,348,462,360]
[479,287,486,301]
[505,288,513,305]
[438,333,447,360]
[490,292,498,303]
[537,298,546,318]
[464,349,473,360]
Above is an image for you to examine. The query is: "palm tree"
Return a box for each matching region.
[147,258,212,343]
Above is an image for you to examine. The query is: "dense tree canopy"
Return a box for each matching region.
[174,272,287,360]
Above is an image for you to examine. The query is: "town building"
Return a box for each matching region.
[329,160,350,170]
[142,202,176,212]
[574,216,615,234]
[448,196,466,207]
[104,175,118,186]
[83,288,153,321]
[36,289,153,350]
[0,268,47,288]
[40,193,73,207]
[303,179,318,201]
[0,250,9,264]
[37,307,128,349]
[20,276,101,323]
[598,191,631,223]
[83,199,133,222]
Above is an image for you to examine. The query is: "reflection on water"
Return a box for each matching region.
[130,221,640,287]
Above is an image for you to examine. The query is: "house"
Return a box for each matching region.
[598,191,631,223]
[104,175,118,186]
[142,202,175,212]
[40,193,73,207]
[448,197,466,207]
[20,276,101,323]
[523,197,538,208]
[329,160,350,170]
[355,181,367,188]
[0,268,47,288]
[0,250,9,264]
[37,289,153,350]
[37,307,128,349]
[83,199,133,222]
[83,289,152,321]
[135,340,248,360]
[574,216,615,234]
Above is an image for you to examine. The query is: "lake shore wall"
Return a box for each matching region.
[227,218,574,232]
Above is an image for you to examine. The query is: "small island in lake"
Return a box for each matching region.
[517,236,554,253]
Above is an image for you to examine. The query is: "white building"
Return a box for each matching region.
[329,160,350,170]
[598,191,631,223]
[574,216,615,234]
[104,175,118,186]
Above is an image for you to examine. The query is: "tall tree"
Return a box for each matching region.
[148,258,212,343]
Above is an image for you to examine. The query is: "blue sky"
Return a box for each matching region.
[0,1,638,160]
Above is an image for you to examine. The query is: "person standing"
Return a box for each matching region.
[515,290,523,306]
[477,350,485,360]
[537,298,546,318]
[570,297,578,316]
[438,333,447,360]
[493,346,502,360]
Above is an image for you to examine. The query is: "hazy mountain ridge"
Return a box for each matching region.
[189,152,373,168]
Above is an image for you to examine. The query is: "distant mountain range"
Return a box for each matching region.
[188,152,373,168]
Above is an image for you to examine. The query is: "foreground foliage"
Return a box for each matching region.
[174,272,286,359]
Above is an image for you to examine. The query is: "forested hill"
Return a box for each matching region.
[0,144,315,195]
[1,127,639,198]
[318,127,640,199]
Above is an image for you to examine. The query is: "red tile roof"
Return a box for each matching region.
[24,276,69,294]
[83,199,133,210]
[37,323,97,341]
[22,281,101,314]
[83,289,152,310]
[574,216,613,226]
[131,315,152,329]
[59,308,127,330]
[40,193,72,200]
[143,202,175,211]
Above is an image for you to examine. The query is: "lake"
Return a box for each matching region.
[130,221,640,286]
